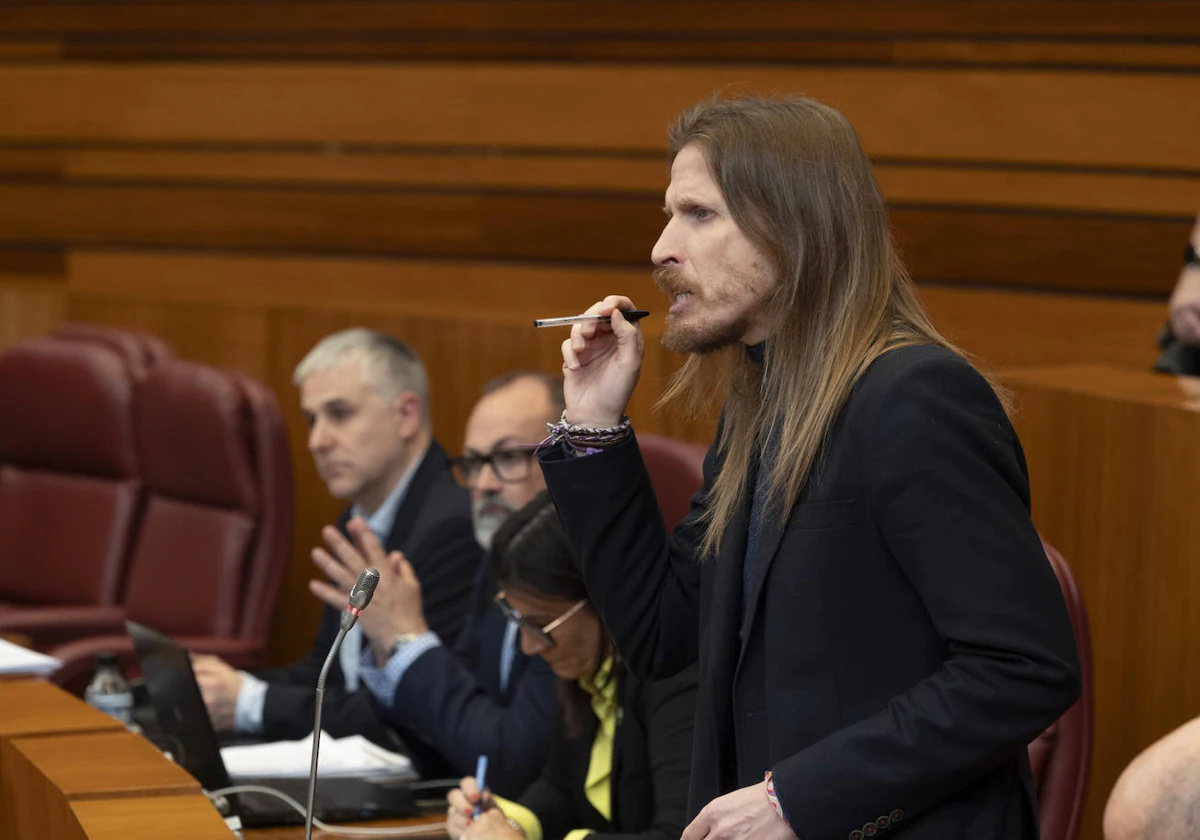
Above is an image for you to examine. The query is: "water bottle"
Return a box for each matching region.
[84,652,134,727]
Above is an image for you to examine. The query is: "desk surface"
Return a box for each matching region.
[1004,363,1200,410]
[243,814,447,839]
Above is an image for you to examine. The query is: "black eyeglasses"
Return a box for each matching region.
[449,445,539,487]
[493,591,587,648]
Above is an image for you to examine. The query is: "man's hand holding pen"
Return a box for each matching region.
[558,296,646,428]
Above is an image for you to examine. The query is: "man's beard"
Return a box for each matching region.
[654,266,756,355]
[472,494,517,550]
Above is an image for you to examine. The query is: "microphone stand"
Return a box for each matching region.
[304,611,357,840]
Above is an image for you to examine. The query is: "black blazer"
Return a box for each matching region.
[254,440,481,744]
[542,346,1082,840]
[519,664,697,840]
[381,559,560,798]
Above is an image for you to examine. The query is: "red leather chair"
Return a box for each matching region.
[1028,538,1094,840]
[51,323,173,380]
[0,338,142,646]
[48,359,293,693]
[637,432,708,530]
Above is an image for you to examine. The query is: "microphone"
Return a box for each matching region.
[304,568,380,840]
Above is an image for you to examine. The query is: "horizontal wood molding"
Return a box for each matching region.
[0,64,1194,175]
[51,249,1170,372]
[0,149,1195,220]
[0,183,1186,296]
[34,39,1200,69]
[0,2,1196,38]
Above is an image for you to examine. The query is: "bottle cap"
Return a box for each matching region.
[96,652,120,669]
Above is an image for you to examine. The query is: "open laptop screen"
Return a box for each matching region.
[126,619,234,792]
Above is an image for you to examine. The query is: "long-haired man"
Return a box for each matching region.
[538,95,1082,839]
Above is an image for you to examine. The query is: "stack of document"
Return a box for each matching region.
[221,731,416,781]
[0,638,61,677]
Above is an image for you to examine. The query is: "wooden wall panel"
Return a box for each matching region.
[0,64,1195,174]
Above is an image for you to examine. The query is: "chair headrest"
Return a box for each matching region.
[135,360,258,512]
[0,338,137,477]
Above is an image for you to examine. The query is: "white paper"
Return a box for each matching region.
[221,731,415,781]
[0,638,61,676]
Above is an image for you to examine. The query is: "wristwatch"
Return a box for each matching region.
[386,632,425,658]
[1186,244,1200,267]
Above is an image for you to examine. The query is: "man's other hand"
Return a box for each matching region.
[680,781,795,840]
[192,654,243,733]
[309,517,430,661]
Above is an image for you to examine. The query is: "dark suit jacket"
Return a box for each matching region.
[254,440,481,744]
[520,665,697,840]
[381,559,559,798]
[542,345,1082,840]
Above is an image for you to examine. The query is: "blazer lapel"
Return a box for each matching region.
[384,439,447,551]
[738,486,786,667]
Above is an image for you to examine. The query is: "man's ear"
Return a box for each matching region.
[393,391,424,439]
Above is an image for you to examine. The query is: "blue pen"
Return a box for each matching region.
[473,754,489,819]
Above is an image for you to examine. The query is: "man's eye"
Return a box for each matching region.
[495,450,527,468]
[691,207,714,221]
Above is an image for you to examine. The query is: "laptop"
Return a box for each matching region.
[126,620,419,827]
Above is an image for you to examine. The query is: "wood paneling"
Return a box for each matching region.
[71,795,238,840]
[1005,367,1200,840]
[0,184,1186,295]
[0,64,1193,174]
[0,149,1195,218]
[0,1,1195,37]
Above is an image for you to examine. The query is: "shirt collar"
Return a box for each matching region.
[350,445,426,540]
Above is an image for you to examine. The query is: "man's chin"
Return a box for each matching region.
[661,319,747,356]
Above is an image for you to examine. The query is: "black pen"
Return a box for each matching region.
[533,310,650,328]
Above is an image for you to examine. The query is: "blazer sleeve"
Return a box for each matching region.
[386,634,559,799]
[539,435,710,681]
[252,603,340,688]
[592,666,698,840]
[772,351,1082,839]
[515,718,579,839]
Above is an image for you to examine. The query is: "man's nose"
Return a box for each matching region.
[308,419,331,452]
[651,217,682,266]
[472,460,503,493]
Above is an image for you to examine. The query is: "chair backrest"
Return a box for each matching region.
[51,323,173,380]
[121,360,261,637]
[0,339,141,606]
[638,433,707,530]
[226,371,293,644]
[1028,538,1094,840]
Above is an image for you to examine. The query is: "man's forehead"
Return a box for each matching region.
[465,386,552,447]
[665,149,720,206]
[299,363,371,407]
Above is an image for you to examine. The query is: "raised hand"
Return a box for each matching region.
[561,295,645,427]
[309,518,429,659]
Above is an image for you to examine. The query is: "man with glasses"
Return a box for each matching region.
[310,371,562,797]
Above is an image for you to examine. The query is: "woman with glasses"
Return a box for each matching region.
[446,491,698,840]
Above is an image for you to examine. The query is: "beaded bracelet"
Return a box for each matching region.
[764,771,792,830]
[546,409,633,455]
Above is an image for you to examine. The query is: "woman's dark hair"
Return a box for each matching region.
[489,491,619,737]
[490,491,588,603]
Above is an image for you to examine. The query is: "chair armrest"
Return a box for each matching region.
[0,606,126,650]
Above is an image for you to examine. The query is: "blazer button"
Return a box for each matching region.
[863,824,878,837]
[889,808,905,822]
[848,832,864,840]
[876,815,891,829]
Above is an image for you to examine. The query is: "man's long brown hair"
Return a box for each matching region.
[658,94,1003,559]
